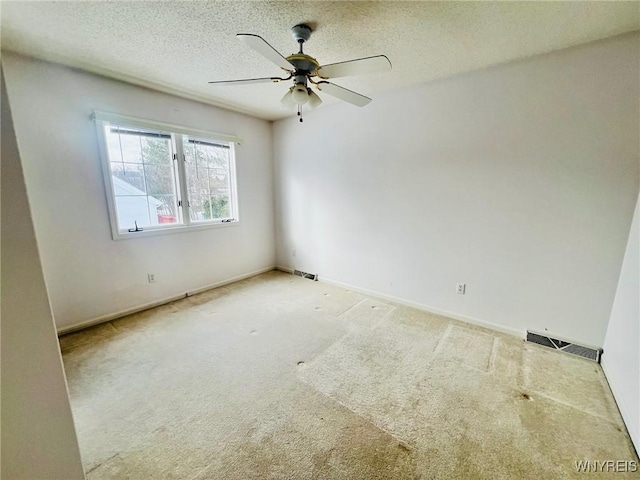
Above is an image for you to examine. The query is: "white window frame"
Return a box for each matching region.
[93,111,242,240]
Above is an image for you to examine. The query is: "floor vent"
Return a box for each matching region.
[293,269,318,281]
[526,331,601,363]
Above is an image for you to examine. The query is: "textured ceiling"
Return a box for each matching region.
[2,1,639,121]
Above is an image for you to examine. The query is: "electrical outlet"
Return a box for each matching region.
[456,283,466,295]
[148,273,156,283]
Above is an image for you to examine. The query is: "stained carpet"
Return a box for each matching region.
[60,271,639,479]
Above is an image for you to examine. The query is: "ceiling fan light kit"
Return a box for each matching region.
[208,24,391,123]
[291,84,309,105]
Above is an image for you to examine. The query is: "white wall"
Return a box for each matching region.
[602,192,639,451]
[1,66,85,479]
[274,33,639,347]
[2,52,275,332]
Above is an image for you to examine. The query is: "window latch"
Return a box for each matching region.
[221,218,234,223]
[128,221,143,233]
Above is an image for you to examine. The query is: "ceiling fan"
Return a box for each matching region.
[208,24,392,122]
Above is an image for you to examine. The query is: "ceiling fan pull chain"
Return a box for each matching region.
[297,105,303,123]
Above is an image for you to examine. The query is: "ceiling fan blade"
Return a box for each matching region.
[209,77,286,86]
[315,82,371,107]
[317,55,391,79]
[281,89,296,109]
[237,34,294,72]
[307,89,323,110]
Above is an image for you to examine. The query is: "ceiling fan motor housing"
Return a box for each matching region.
[286,54,319,76]
[294,74,307,86]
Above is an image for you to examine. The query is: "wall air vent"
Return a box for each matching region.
[293,270,318,281]
[526,331,602,363]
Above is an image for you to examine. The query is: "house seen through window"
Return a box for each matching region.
[95,112,239,238]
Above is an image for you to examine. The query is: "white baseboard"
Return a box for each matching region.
[277,267,524,339]
[275,265,294,274]
[185,266,276,296]
[601,357,639,454]
[57,266,277,336]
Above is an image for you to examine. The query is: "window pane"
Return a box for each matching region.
[119,133,143,163]
[151,195,178,224]
[144,164,175,195]
[115,195,151,229]
[206,195,230,219]
[142,138,171,165]
[209,168,229,193]
[183,137,232,222]
[185,159,210,198]
[195,144,209,171]
[111,162,146,193]
[105,125,181,231]
[189,195,208,222]
[106,133,123,163]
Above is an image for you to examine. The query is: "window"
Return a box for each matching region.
[93,112,241,239]
[183,137,233,223]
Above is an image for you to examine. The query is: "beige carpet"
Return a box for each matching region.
[60,271,639,479]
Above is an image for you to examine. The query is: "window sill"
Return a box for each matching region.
[112,220,240,240]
